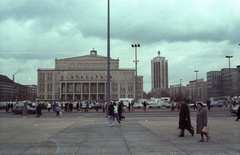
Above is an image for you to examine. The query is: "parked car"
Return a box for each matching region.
[11,105,36,114]
[210,102,224,108]
[148,103,162,108]
[189,101,207,108]
[230,105,239,115]
[133,103,143,109]
[160,101,171,108]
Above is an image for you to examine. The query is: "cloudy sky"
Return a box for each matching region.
[0,0,240,93]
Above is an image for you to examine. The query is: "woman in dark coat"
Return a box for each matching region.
[196,102,210,142]
[178,99,194,137]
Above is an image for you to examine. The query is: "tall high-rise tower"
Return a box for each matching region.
[151,51,168,94]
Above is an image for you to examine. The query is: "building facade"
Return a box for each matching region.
[207,71,222,98]
[151,51,168,97]
[25,85,37,101]
[0,75,16,101]
[207,68,239,99]
[186,78,207,101]
[37,49,143,101]
[168,84,186,99]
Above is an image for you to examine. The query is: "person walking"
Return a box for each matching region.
[118,102,125,120]
[22,103,27,119]
[113,102,122,126]
[36,103,42,118]
[96,101,99,112]
[128,102,131,111]
[76,102,79,111]
[196,102,210,142]
[171,100,175,111]
[235,105,240,121]
[178,99,194,137]
[207,100,211,111]
[55,105,61,118]
[143,101,147,112]
[107,102,114,127]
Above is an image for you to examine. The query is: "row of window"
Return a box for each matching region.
[39,72,135,81]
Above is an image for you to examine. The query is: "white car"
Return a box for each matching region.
[148,103,162,108]
[133,103,143,109]
[189,101,207,108]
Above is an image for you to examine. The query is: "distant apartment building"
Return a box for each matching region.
[168,84,186,99]
[151,51,168,97]
[186,78,207,101]
[37,49,143,101]
[207,71,222,98]
[25,85,37,101]
[207,68,239,99]
[221,68,238,97]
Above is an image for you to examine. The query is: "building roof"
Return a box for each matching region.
[0,74,15,84]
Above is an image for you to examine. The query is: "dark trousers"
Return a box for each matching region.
[180,128,194,136]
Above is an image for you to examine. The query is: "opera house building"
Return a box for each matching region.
[37,49,143,102]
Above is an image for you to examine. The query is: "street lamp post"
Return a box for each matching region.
[179,79,182,98]
[225,56,233,100]
[194,70,199,101]
[132,44,140,103]
[106,0,110,111]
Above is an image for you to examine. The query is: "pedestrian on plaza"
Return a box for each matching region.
[22,103,27,119]
[76,102,79,111]
[7,103,10,112]
[207,100,211,111]
[96,101,99,112]
[196,102,210,142]
[107,102,114,127]
[64,102,67,112]
[80,101,83,111]
[235,105,240,121]
[178,99,194,137]
[128,102,131,111]
[233,100,236,107]
[102,102,105,112]
[118,102,125,120]
[224,99,228,107]
[87,102,89,112]
[143,101,147,112]
[178,101,181,111]
[171,100,175,111]
[113,102,122,126]
[55,105,61,118]
[131,100,134,111]
[36,103,42,118]
[69,102,73,112]
[193,101,197,110]
[84,102,87,112]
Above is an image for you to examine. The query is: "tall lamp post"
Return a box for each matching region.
[132,44,140,103]
[194,70,199,101]
[106,0,110,110]
[225,56,233,100]
[179,79,182,98]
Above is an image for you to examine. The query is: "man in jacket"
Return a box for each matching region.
[178,99,194,137]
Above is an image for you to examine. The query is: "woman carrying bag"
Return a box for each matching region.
[196,102,210,142]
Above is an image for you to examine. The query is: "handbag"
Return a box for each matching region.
[202,126,210,134]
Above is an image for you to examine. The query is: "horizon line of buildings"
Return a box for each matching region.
[1,49,239,102]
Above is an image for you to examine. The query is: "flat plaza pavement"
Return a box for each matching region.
[0,107,240,155]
